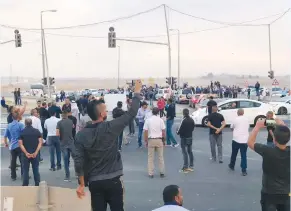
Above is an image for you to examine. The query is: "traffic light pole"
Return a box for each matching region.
[268,24,272,73]
[268,24,273,101]
[43,32,51,98]
[41,13,46,81]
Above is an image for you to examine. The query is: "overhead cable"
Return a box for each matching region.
[44,5,163,30]
[167,5,290,26]
[0,5,163,31]
[269,8,290,24]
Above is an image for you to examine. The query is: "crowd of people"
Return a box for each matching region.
[2,79,290,211]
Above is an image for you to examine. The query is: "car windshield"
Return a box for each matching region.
[164,90,169,93]
[182,89,192,94]
[272,97,290,102]
[272,87,282,91]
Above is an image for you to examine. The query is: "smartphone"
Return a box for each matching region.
[265,119,276,127]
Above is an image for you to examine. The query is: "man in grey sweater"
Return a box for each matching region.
[74,80,142,211]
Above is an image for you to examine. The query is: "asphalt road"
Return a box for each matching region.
[1,105,290,211]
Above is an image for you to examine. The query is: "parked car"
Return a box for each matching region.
[155,88,171,100]
[191,99,275,127]
[175,89,193,104]
[195,98,228,110]
[189,94,218,108]
[269,96,291,115]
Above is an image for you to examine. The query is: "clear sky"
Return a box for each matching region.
[0,0,290,79]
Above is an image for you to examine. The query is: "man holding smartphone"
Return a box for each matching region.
[265,111,276,147]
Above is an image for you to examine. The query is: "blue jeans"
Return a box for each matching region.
[229,140,248,172]
[47,136,62,169]
[138,122,144,147]
[166,119,177,145]
[21,154,40,186]
[149,99,153,106]
[267,142,274,147]
[61,147,73,179]
[117,131,123,150]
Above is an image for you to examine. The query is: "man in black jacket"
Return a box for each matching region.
[74,80,142,211]
[112,101,125,151]
[165,98,178,147]
[177,108,195,173]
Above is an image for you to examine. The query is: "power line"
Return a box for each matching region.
[270,8,290,24]
[167,5,290,26]
[40,10,289,40]
[0,5,163,31]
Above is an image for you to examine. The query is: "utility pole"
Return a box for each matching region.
[40,13,46,80]
[40,10,57,98]
[163,4,172,80]
[117,46,121,88]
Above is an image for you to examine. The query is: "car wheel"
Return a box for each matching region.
[202,116,209,127]
[186,94,192,99]
[254,115,266,126]
[278,107,287,115]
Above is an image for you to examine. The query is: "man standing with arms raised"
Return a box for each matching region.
[74,80,142,211]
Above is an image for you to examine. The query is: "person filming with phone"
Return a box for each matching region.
[265,111,276,147]
[248,118,290,211]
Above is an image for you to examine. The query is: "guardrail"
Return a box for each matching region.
[1,181,91,211]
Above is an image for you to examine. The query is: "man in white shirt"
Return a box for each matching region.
[152,185,189,211]
[44,110,61,171]
[143,107,166,178]
[30,109,43,133]
[228,108,249,176]
[30,109,43,162]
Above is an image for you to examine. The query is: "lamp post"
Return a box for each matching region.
[41,9,57,98]
[170,29,180,87]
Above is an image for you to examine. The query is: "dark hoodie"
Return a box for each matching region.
[74,93,140,185]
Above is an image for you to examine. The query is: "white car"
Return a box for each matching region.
[191,99,275,127]
[269,97,291,115]
[155,88,170,100]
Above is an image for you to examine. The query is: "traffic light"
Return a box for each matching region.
[166,77,171,85]
[108,27,116,48]
[14,30,22,48]
[50,77,55,85]
[42,78,47,85]
[171,77,177,85]
[268,70,274,79]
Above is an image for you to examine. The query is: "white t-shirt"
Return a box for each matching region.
[143,115,165,139]
[153,205,189,211]
[29,116,43,134]
[230,115,249,144]
[44,116,60,136]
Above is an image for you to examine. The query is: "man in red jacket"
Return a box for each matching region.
[157,97,166,118]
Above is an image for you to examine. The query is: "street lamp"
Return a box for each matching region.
[40,9,57,98]
[169,29,180,88]
[117,46,121,88]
